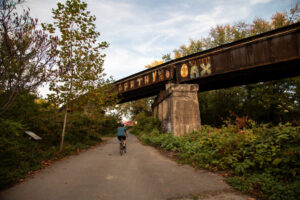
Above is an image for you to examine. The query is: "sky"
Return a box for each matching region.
[20,0,299,92]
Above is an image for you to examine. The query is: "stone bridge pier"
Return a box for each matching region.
[153,83,201,136]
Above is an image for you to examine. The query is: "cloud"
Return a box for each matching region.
[22,0,290,92]
[87,0,267,81]
[249,0,272,5]
[24,0,61,23]
[103,48,156,81]
[99,1,254,81]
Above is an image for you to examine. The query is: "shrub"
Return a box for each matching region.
[0,119,28,187]
[137,122,300,199]
[130,114,161,136]
[0,92,119,189]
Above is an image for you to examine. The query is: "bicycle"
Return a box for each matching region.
[119,138,126,155]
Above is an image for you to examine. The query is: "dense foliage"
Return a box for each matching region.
[117,97,154,121]
[43,0,114,151]
[0,0,118,189]
[1,2,299,199]
[0,0,57,115]
[132,117,300,200]
[198,77,300,126]
[125,8,300,126]
[0,92,118,189]
[129,114,161,135]
[158,7,300,126]
[128,9,300,199]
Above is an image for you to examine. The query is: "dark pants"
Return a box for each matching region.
[117,136,126,141]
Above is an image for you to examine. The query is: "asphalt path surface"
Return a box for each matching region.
[0,134,250,200]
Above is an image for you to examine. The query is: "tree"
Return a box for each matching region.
[173,39,204,58]
[0,0,57,116]
[145,60,163,68]
[43,0,109,152]
[119,58,160,121]
[250,17,271,35]
[288,3,300,23]
[231,22,249,41]
[169,6,300,126]
[162,53,171,62]
[118,97,153,121]
[210,24,232,46]
[271,12,289,29]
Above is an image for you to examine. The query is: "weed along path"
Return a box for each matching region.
[0,134,251,200]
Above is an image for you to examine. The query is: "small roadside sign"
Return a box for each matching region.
[25,131,42,140]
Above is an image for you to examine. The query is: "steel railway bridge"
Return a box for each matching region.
[114,23,300,135]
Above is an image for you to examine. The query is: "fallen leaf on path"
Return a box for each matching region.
[41,161,51,166]
[106,175,113,180]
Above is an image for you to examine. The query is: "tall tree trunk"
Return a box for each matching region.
[59,51,73,152]
[59,106,68,152]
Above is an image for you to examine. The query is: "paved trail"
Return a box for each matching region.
[0,134,250,200]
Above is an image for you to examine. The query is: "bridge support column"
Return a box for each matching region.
[153,83,201,136]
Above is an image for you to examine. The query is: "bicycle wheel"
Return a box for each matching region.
[120,139,124,155]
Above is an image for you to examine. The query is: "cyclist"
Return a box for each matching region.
[117,123,128,148]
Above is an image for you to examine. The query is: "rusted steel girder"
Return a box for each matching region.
[115,22,300,103]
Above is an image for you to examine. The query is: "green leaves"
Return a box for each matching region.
[43,0,114,151]
[138,122,300,199]
[169,7,300,127]
[43,0,114,109]
[197,77,300,126]
[0,0,57,116]
[272,158,281,166]
[171,7,299,59]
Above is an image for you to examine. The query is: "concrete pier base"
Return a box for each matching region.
[153,83,201,136]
